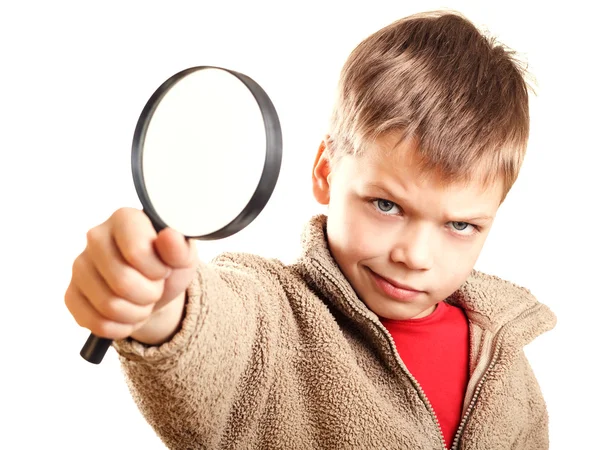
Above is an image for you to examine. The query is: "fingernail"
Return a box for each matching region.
[164,268,173,279]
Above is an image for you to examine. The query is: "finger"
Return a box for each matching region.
[156,264,198,310]
[86,227,165,306]
[154,228,198,269]
[64,283,135,340]
[72,252,155,324]
[111,207,172,280]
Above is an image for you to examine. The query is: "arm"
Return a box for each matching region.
[113,254,284,449]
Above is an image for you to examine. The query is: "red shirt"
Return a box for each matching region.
[380,301,470,449]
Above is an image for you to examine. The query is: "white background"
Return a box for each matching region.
[1,1,598,448]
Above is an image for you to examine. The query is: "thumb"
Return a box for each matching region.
[154,228,197,269]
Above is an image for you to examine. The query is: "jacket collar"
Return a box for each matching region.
[297,215,556,350]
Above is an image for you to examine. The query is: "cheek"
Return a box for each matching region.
[329,218,369,259]
[437,240,484,286]
[328,200,386,261]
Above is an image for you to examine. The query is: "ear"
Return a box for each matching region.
[312,138,333,205]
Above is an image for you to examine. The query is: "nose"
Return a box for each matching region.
[390,222,434,271]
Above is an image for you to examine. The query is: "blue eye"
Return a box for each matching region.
[452,221,469,231]
[372,199,400,215]
[378,200,394,211]
[449,221,479,236]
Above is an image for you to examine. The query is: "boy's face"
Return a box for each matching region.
[312,133,503,320]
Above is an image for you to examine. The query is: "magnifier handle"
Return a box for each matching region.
[144,208,163,233]
[81,333,112,364]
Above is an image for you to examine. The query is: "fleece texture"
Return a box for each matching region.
[114,215,557,450]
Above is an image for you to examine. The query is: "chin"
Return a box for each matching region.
[367,296,437,321]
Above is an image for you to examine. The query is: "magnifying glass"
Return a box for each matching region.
[80,66,282,364]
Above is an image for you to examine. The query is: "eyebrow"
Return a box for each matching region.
[364,182,494,222]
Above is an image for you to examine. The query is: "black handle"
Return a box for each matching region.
[80,334,113,364]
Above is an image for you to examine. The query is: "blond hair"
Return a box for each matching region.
[327,11,533,201]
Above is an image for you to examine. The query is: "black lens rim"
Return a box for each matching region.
[131,66,282,239]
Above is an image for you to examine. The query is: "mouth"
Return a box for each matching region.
[368,269,424,301]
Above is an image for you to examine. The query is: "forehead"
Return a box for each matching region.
[342,134,504,215]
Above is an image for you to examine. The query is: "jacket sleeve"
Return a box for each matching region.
[112,253,285,449]
[513,351,551,450]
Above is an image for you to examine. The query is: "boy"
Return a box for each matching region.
[65,10,556,450]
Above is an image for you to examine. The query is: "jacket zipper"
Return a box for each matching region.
[378,317,448,450]
[313,259,543,450]
[448,304,542,450]
[314,261,447,450]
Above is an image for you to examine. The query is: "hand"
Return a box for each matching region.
[65,207,198,344]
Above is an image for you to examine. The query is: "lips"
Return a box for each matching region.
[368,269,424,301]
[370,270,422,292]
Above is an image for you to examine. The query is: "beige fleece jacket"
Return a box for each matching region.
[115,215,557,450]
